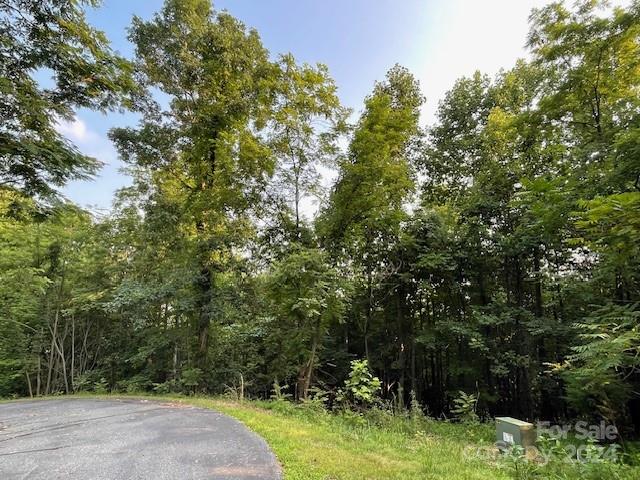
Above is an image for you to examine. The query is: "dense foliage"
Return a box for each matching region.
[1,0,639,441]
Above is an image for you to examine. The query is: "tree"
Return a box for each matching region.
[528,0,640,192]
[268,54,347,239]
[267,246,348,399]
[319,65,423,400]
[0,189,110,397]
[321,65,423,247]
[422,71,494,203]
[110,0,277,373]
[0,0,136,197]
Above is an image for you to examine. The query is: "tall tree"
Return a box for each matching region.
[528,0,640,192]
[319,65,423,398]
[110,0,277,373]
[268,54,347,240]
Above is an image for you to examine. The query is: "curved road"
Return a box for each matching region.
[0,398,282,480]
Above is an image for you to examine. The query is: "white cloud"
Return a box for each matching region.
[55,116,99,144]
[56,113,133,210]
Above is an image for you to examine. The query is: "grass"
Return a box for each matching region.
[187,398,509,480]
[5,393,640,480]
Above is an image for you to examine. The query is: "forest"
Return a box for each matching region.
[1,0,639,438]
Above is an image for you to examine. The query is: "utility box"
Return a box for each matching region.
[496,417,536,448]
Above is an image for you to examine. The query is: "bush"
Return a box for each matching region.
[451,390,479,423]
[337,408,367,429]
[338,359,381,407]
[180,368,202,394]
[116,374,152,393]
[152,379,181,394]
[93,377,109,394]
[300,386,330,413]
[270,380,293,402]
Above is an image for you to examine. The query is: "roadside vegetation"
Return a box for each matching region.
[197,397,508,480]
[210,397,640,480]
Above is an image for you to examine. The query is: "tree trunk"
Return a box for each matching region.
[195,228,213,371]
[45,307,59,395]
[533,247,543,318]
[50,317,69,394]
[71,314,75,392]
[298,330,320,400]
[36,355,41,396]
[26,372,33,398]
[294,165,301,237]
[364,269,373,362]
[396,288,406,406]
[173,342,178,380]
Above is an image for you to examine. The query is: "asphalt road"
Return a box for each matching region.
[0,398,282,480]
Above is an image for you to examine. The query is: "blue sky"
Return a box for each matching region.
[60,0,553,212]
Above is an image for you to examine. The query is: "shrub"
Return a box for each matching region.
[270,379,293,402]
[451,390,479,423]
[93,377,109,394]
[152,379,181,394]
[116,374,152,393]
[300,386,330,413]
[180,368,202,394]
[339,359,381,407]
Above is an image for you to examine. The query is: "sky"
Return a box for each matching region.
[60,0,553,212]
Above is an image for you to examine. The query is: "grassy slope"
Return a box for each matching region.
[202,399,509,480]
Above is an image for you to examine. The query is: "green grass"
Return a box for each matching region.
[5,394,640,480]
[188,398,509,480]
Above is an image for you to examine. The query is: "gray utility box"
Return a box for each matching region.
[496,417,536,448]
